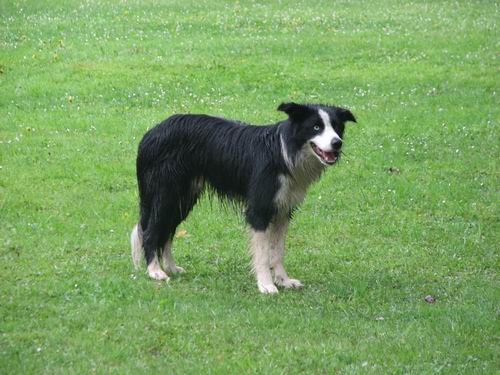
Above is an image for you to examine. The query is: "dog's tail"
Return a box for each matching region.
[130,223,144,269]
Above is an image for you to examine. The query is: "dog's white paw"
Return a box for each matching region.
[147,268,169,281]
[167,265,185,274]
[258,282,279,294]
[276,277,303,289]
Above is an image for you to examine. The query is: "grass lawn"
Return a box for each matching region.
[0,0,498,373]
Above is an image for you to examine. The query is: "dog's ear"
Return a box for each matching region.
[277,102,312,121]
[337,108,357,123]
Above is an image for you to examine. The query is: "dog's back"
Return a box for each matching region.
[137,114,284,204]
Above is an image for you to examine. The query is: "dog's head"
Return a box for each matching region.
[278,102,356,166]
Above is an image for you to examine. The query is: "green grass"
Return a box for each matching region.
[0,0,498,373]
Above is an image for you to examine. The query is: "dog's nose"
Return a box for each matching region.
[331,139,342,150]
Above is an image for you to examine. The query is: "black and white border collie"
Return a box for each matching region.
[130,102,356,294]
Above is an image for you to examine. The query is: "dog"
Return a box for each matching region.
[130,102,356,293]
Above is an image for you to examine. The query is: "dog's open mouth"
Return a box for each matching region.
[310,142,339,165]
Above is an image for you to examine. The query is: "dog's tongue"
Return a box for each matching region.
[321,150,336,163]
[311,143,337,164]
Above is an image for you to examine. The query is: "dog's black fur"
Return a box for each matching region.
[133,102,355,288]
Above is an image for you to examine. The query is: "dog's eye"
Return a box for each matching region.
[313,125,320,131]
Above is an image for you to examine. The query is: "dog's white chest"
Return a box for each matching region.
[274,174,307,212]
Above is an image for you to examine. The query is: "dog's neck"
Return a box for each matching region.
[279,127,325,187]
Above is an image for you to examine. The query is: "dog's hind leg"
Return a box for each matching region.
[269,217,303,289]
[142,197,170,281]
[146,254,168,281]
[131,223,144,269]
[144,235,168,281]
[162,240,185,274]
[159,180,201,275]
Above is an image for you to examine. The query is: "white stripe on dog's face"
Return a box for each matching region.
[311,109,342,152]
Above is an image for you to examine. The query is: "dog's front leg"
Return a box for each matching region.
[250,229,278,294]
[269,217,303,289]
